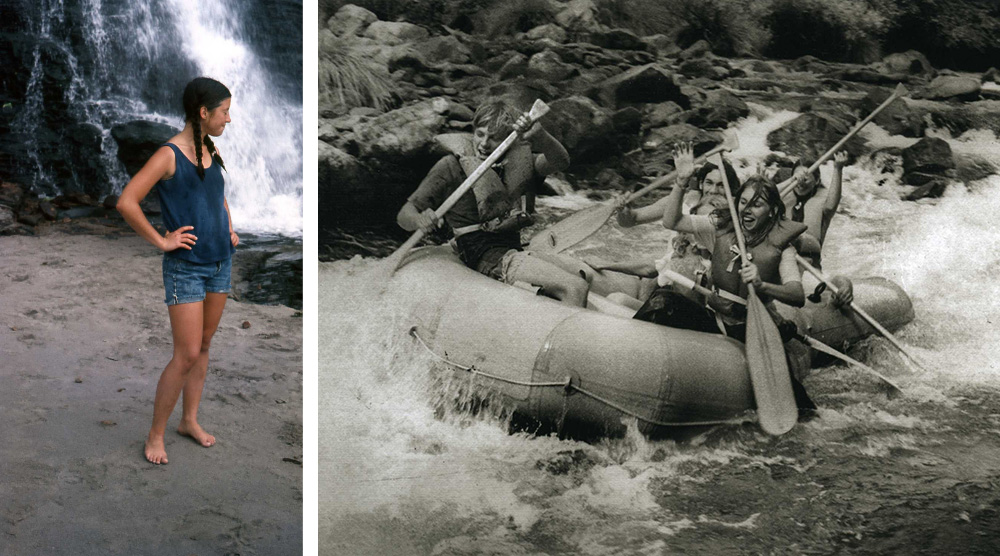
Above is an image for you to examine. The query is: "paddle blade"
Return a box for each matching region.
[744,294,798,435]
[527,201,616,253]
[893,82,909,97]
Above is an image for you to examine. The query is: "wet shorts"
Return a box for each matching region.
[162,255,232,305]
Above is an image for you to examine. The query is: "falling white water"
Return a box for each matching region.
[163,0,302,236]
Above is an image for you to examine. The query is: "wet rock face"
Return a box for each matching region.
[111,121,180,177]
[767,112,865,161]
[922,75,982,101]
[327,4,377,37]
[902,137,955,174]
[860,89,926,138]
[593,64,689,109]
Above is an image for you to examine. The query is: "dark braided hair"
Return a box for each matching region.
[182,77,230,180]
[713,174,785,248]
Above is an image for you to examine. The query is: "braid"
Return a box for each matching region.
[203,136,226,172]
[181,77,232,180]
[192,118,206,180]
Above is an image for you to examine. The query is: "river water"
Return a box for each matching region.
[319,105,1000,554]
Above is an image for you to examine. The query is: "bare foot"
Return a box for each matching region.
[145,435,168,464]
[177,420,216,447]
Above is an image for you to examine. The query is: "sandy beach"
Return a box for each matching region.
[1,225,302,555]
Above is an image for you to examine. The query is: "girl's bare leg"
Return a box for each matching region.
[177,292,227,447]
[145,301,205,464]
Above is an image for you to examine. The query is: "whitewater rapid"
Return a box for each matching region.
[318,104,1000,554]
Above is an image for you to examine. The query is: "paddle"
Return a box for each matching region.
[385,99,551,273]
[528,134,740,253]
[717,152,799,435]
[795,254,931,374]
[659,268,903,393]
[778,83,908,198]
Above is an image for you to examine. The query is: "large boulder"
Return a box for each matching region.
[526,50,577,81]
[351,98,467,160]
[363,21,429,46]
[526,24,568,43]
[860,88,926,138]
[413,35,472,65]
[592,64,688,109]
[922,75,981,101]
[901,137,954,175]
[586,28,645,51]
[683,88,749,128]
[767,112,865,161]
[678,58,729,80]
[537,95,619,161]
[554,0,602,32]
[327,4,377,37]
[111,121,180,176]
[877,50,934,77]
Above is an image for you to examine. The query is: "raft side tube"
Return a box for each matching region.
[528,312,754,438]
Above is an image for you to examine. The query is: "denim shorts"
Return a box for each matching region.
[162,255,232,305]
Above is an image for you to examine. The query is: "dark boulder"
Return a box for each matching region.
[585,28,646,51]
[537,95,620,161]
[111,121,180,177]
[860,88,926,138]
[878,51,934,78]
[767,112,865,161]
[901,137,954,174]
[643,123,723,156]
[683,88,749,128]
[592,64,688,109]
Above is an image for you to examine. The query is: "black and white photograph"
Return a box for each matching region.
[319,0,1000,554]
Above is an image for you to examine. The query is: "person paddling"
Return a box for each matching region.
[396,99,591,306]
[116,77,238,464]
[780,151,854,307]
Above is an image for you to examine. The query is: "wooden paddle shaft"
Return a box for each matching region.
[778,83,908,196]
[794,254,928,373]
[801,335,903,392]
[657,268,746,306]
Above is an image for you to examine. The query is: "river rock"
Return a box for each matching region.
[878,50,934,77]
[904,178,949,201]
[526,50,576,81]
[901,137,954,174]
[677,39,711,61]
[413,35,472,65]
[586,28,645,51]
[860,88,926,138]
[983,67,1000,84]
[683,88,749,128]
[363,21,429,46]
[328,4,377,37]
[922,75,981,101]
[498,53,530,80]
[678,58,728,80]
[0,205,16,232]
[554,0,602,32]
[767,112,864,161]
[0,181,25,209]
[643,123,722,156]
[593,64,688,109]
[526,24,567,43]
[641,34,680,58]
[351,98,461,159]
[646,101,684,128]
[111,121,180,177]
[538,95,618,160]
[39,200,57,220]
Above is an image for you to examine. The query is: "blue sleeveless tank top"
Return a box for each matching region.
[157,143,235,263]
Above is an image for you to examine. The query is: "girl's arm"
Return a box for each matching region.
[116,146,196,252]
[740,246,805,307]
[224,197,239,247]
[589,258,658,278]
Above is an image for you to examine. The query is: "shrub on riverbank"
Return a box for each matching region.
[318,38,395,113]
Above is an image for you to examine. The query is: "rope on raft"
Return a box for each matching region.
[410,327,756,429]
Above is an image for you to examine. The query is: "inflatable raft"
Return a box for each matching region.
[395,247,914,438]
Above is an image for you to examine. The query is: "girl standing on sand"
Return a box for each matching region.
[116,77,238,464]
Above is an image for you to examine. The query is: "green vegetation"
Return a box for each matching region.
[318,40,395,113]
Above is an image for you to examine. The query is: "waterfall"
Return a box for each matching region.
[9,0,303,236]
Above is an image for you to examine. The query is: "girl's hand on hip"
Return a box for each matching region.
[161,226,196,251]
[230,230,240,247]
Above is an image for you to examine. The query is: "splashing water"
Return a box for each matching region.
[320,104,1000,553]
